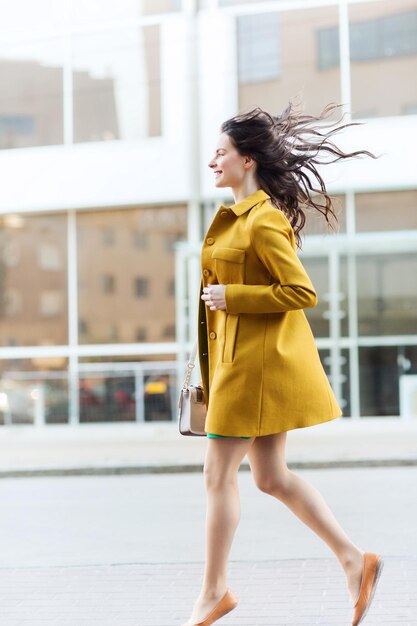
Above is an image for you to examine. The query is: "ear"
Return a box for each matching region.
[244,155,255,169]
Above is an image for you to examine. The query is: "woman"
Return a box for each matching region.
[181,102,384,626]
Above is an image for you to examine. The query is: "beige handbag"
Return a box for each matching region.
[178,341,207,436]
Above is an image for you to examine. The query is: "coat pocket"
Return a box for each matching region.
[211,247,245,284]
[222,312,240,363]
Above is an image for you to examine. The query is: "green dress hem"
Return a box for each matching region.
[207,433,252,439]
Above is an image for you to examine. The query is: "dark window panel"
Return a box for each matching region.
[135,277,149,297]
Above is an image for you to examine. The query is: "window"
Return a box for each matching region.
[165,233,183,253]
[320,3,417,117]
[0,38,64,149]
[380,10,417,58]
[237,12,281,83]
[3,290,22,316]
[319,348,351,416]
[136,327,147,341]
[77,205,186,345]
[238,7,340,119]
[303,195,346,236]
[302,258,330,338]
[356,253,417,336]
[359,346,417,416]
[100,274,115,294]
[167,278,175,297]
[317,26,339,70]
[79,319,88,335]
[1,240,20,267]
[0,357,69,425]
[101,227,115,246]
[132,230,148,249]
[355,190,417,233]
[0,115,34,142]
[350,18,379,62]
[105,323,118,341]
[72,24,162,141]
[40,291,63,316]
[318,9,417,70]
[162,324,175,339]
[134,277,149,297]
[402,103,417,115]
[38,244,62,270]
[0,213,68,346]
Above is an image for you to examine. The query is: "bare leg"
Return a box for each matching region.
[182,436,255,625]
[247,432,365,605]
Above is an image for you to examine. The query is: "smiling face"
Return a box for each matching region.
[208,132,255,189]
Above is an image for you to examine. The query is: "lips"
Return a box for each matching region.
[214,170,222,176]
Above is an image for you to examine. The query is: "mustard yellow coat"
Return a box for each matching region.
[197,188,342,437]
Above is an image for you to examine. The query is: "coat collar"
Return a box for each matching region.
[220,188,270,216]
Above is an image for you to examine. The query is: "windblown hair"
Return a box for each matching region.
[221,101,379,248]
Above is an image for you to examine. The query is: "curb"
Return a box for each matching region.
[0,457,416,478]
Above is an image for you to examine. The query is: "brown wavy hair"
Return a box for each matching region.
[220,101,379,248]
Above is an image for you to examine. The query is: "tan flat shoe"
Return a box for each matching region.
[181,588,239,626]
[352,552,384,626]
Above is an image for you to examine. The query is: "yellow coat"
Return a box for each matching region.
[197,188,342,437]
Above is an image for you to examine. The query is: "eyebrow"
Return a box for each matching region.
[216,148,226,153]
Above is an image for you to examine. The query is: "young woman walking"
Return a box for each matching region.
[181,102,384,626]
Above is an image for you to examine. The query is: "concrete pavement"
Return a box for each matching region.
[0,468,416,625]
[1,468,416,566]
[1,417,416,623]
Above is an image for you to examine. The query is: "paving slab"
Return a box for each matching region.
[0,557,415,625]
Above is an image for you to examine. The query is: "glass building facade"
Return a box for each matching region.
[1,0,416,425]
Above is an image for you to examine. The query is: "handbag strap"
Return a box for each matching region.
[182,340,198,390]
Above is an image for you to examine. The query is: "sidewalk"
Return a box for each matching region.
[0,442,415,625]
[0,417,416,477]
[0,557,415,625]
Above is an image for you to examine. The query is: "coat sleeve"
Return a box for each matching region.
[224,209,317,314]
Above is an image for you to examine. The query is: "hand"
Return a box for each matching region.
[201,283,226,311]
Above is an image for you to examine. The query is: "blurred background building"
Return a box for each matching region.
[0,0,416,427]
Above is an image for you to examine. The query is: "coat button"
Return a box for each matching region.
[206,237,215,245]
[202,268,211,277]
[209,331,217,339]
[220,210,229,218]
